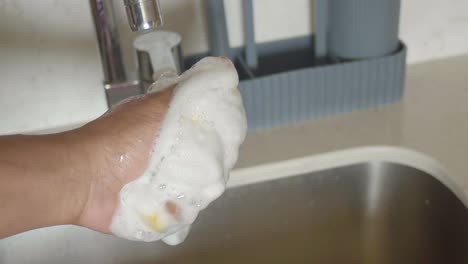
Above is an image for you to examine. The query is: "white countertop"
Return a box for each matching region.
[1,54,468,204]
[232,54,468,205]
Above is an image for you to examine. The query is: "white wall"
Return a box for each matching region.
[400,0,468,63]
[158,0,468,64]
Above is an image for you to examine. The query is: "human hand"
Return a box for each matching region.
[0,57,244,241]
[71,88,173,234]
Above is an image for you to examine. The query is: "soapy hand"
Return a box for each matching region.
[73,88,174,235]
[0,81,172,239]
[0,57,246,241]
[78,57,247,244]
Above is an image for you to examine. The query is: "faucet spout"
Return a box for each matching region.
[124,0,164,32]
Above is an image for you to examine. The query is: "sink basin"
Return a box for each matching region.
[1,162,467,264]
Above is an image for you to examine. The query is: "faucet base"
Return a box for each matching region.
[105,81,143,107]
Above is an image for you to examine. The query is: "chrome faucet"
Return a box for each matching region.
[90,0,180,106]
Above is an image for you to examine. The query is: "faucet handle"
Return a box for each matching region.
[124,0,164,32]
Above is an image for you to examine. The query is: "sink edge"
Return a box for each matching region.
[229,145,468,208]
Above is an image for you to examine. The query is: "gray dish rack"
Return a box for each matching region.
[185,0,406,130]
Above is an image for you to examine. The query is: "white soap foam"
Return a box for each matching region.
[110,57,247,245]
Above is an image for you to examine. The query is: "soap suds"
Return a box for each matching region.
[110,57,247,245]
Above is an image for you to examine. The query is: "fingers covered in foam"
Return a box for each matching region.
[110,57,247,244]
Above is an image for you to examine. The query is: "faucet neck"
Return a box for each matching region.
[90,0,127,85]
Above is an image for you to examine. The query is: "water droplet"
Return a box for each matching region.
[119,155,124,163]
[170,145,176,153]
[425,199,430,205]
[159,184,166,190]
[177,194,185,199]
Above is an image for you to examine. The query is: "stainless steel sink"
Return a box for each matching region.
[1,162,467,264]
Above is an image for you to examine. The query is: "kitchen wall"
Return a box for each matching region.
[0,0,467,134]
[158,0,468,63]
